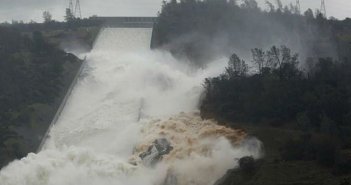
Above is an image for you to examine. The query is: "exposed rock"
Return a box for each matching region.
[238,156,255,174]
[139,138,173,167]
[213,168,238,185]
[214,156,256,185]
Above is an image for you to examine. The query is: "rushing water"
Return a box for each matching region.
[0,28,262,185]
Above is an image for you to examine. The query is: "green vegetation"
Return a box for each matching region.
[1,17,102,51]
[0,26,83,168]
[201,48,351,184]
[153,0,351,184]
[0,13,101,168]
[0,0,350,183]
[201,46,351,129]
[0,10,110,170]
[215,125,351,185]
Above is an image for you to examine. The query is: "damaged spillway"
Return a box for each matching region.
[0,28,262,185]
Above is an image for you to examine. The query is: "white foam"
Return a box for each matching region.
[0,28,261,185]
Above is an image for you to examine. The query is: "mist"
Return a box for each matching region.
[0,27,262,185]
[153,0,338,68]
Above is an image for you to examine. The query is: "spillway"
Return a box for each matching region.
[0,28,262,185]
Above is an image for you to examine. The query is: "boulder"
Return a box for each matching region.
[238,156,255,174]
[139,138,173,167]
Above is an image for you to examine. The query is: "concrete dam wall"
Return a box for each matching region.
[93,16,157,28]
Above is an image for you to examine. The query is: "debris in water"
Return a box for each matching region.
[139,138,173,167]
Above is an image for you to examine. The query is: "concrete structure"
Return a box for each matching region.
[93,17,157,28]
[37,17,157,152]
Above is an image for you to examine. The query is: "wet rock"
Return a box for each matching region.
[239,156,255,174]
[213,168,237,185]
[139,138,173,167]
[214,156,257,185]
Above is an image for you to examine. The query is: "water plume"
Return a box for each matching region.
[0,28,262,185]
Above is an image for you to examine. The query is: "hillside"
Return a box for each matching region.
[0,26,84,168]
[153,1,351,185]
[152,0,351,66]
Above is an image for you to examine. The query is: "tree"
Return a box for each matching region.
[226,53,248,77]
[266,46,281,68]
[275,0,283,11]
[0,27,81,168]
[42,11,52,23]
[266,46,298,70]
[64,8,75,22]
[289,3,299,14]
[241,0,258,9]
[265,1,275,12]
[251,48,266,72]
[280,46,298,66]
[304,8,314,19]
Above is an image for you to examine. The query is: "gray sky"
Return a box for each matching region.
[0,0,350,23]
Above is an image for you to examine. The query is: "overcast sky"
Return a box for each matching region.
[0,0,350,23]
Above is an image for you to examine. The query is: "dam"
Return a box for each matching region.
[36,17,157,151]
[92,16,157,28]
[0,17,261,185]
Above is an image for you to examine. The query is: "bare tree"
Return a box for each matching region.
[226,53,248,77]
[251,48,266,73]
[265,45,299,79]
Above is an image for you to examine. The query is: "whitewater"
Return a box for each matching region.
[0,28,262,185]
